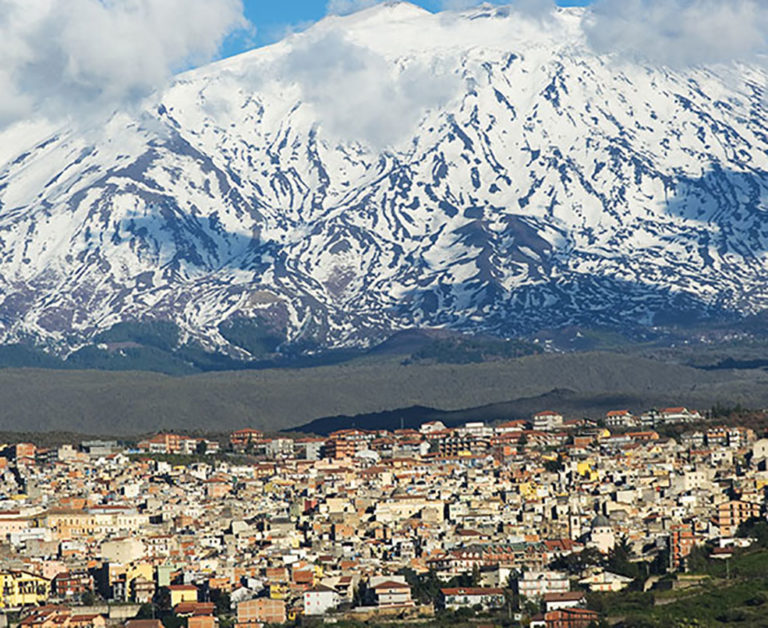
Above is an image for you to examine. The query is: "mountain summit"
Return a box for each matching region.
[0,5,767,358]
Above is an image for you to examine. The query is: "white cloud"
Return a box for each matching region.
[440,0,554,16]
[326,0,380,16]
[0,0,247,129]
[583,0,768,67]
[277,28,462,150]
[440,0,483,9]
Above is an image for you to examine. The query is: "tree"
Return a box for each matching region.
[544,457,563,473]
[196,440,207,455]
[552,546,604,575]
[447,569,478,589]
[737,517,768,548]
[353,580,369,607]
[685,545,710,574]
[210,589,231,615]
[161,615,185,628]
[522,598,539,617]
[471,564,481,587]
[608,537,641,580]
[503,587,520,621]
[157,587,172,611]
[397,568,443,605]
[137,604,155,619]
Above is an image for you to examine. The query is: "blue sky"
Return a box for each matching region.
[223,0,592,58]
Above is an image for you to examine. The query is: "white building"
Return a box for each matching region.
[304,585,340,615]
[370,576,413,607]
[543,591,586,612]
[579,570,633,592]
[518,571,569,600]
[605,410,633,428]
[419,421,447,434]
[589,515,616,554]
[440,587,505,610]
[532,412,564,432]
[457,422,493,438]
[659,407,702,424]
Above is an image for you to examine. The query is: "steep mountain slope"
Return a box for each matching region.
[0,2,767,357]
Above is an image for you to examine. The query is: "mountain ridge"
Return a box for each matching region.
[0,4,766,359]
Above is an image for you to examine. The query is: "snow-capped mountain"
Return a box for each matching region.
[1,2,767,357]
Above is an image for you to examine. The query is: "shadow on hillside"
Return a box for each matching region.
[393,165,768,335]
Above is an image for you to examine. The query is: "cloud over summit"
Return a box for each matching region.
[1,0,766,138]
[584,0,768,67]
[277,27,461,149]
[0,0,247,128]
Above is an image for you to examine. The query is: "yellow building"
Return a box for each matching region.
[108,562,154,594]
[269,582,289,600]
[46,508,148,541]
[577,461,599,482]
[374,497,445,524]
[168,584,198,607]
[595,428,612,441]
[0,571,51,608]
[125,562,153,587]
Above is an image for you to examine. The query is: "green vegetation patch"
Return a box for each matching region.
[218,317,284,357]
[610,548,768,627]
[94,320,181,352]
[409,336,542,364]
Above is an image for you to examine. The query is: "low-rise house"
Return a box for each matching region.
[174,602,215,618]
[542,591,586,612]
[126,621,163,628]
[370,579,413,608]
[578,570,632,592]
[544,607,600,627]
[659,407,702,425]
[438,587,505,610]
[19,608,107,628]
[168,584,198,607]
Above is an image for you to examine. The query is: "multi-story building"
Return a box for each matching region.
[324,429,376,459]
[229,429,264,451]
[304,585,340,615]
[517,571,569,600]
[532,412,564,432]
[605,410,634,429]
[716,500,761,537]
[52,570,93,599]
[236,598,286,626]
[670,525,697,569]
[137,433,183,454]
[0,571,51,608]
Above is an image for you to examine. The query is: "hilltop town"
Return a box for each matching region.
[0,406,765,628]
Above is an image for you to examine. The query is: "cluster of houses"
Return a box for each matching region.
[0,405,760,628]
